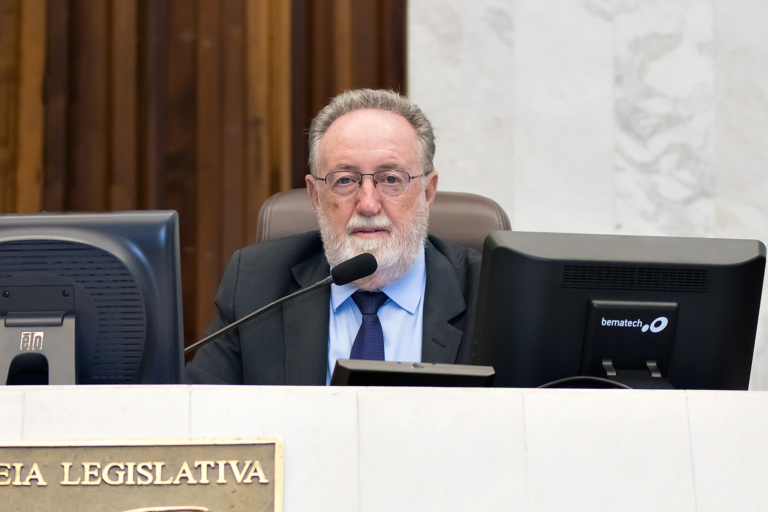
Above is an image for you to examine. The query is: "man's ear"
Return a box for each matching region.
[424,171,438,206]
[306,174,320,209]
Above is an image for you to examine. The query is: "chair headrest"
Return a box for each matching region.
[256,189,510,253]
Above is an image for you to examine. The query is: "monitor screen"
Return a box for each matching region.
[0,211,184,385]
[472,231,766,390]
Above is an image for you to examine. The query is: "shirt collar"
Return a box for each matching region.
[330,246,426,314]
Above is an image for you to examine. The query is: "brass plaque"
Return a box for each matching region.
[0,438,283,512]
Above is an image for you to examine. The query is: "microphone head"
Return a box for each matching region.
[331,253,377,286]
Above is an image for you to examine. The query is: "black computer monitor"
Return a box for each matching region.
[0,211,184,385]
[330,359,496,387]
[472,231,766,390]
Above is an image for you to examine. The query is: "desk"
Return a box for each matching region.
[1,385,766,511]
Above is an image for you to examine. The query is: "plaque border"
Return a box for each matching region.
[0,437,284,512]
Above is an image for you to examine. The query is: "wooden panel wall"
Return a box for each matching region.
[291,0,407,185]
[0,0,406,351]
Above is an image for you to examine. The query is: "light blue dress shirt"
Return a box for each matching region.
[326,247,426,385]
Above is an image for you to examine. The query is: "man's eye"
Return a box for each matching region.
[379,174,402,184]
[336,177,355,185]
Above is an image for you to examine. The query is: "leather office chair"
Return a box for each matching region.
[256,189,510,253]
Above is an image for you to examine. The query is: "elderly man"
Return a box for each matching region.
[186,89,481,385]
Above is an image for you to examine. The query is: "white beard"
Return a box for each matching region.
[317,194,429,291]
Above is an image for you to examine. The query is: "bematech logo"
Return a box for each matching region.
[601,317,668,333]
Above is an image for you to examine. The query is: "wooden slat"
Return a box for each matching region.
[68,0,109,211]
[351,0,377,88]
[221,0,246,260]
[270,0,292,192]
[110,0,138,211]
[15,0,46,212]
[42,0,68,212]
[165,0,198,349]
[195,0,223,343]
[380,0,406,93]
[308,0,336,116]
[246,0,271,244]
[0,0,19,213]
[333,0,353,92]
[290,0,309,187]
[137,0,166,210]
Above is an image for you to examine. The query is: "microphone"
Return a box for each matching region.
[331,252,376,286]
[184,252,377,355]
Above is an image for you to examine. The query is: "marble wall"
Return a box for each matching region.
[409,0,768,389]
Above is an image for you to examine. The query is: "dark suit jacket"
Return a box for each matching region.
[185,231,482,385]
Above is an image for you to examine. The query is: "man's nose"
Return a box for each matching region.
[356,175,382,216]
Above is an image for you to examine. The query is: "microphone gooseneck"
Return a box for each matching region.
[184,252,378,355]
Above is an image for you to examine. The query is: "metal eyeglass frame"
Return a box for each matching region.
[313,170,429,196]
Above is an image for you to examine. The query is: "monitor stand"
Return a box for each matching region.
[602,359,674,389]
[1,312,76,385]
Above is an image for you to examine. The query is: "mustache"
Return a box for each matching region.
[346,215,394,234]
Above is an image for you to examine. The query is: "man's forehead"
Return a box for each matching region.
[320,109,419,160]
[326,109,415,140]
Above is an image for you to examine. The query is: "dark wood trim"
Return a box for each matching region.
[109,0,138,211]
[42,0,68,211]
[194,0,223,344]
[137,0,167,210]
[351,0,377,88]
[68,0,109,211]
[290,0,309,187]
[380,0,406,93]
[220,0,247,257]
[165,0,199,349]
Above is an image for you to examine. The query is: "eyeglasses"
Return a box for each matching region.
[314,170,427,197]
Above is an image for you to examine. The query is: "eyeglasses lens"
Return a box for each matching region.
[327,171,409,197]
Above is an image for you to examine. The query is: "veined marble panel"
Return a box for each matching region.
[614,0,716,236]
[409,0,768,389]
[513,0,614,233]
[408,0,515,222]
[713,0,768,390]
[524,389,697,511]
[687,391,768,510]
[357,388,528,511]
[191,386,360,512]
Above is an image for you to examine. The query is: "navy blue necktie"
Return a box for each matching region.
[350,291,389,360]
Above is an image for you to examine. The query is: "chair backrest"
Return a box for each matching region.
[256,189,511,253]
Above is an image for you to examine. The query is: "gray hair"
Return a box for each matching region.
[308,89,436,177]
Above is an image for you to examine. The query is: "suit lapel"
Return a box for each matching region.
[283,251,331,384]
[421,240,467,364]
